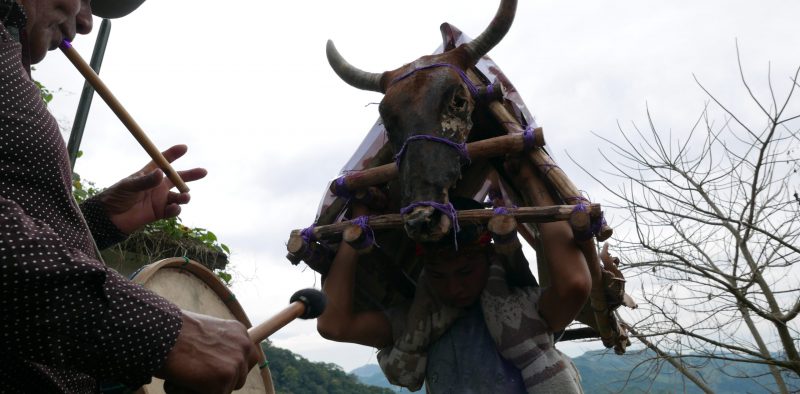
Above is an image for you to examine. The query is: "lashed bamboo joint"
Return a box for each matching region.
[343,225,374,254]
[286,237,333,275]
[329,128,546,196]
[487,214,521,255]
[287,204,600,249]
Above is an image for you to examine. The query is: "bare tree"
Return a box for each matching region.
[582,51,800,393]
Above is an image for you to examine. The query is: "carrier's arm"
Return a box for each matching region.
[526,174,592,332]
[317,226,393,348]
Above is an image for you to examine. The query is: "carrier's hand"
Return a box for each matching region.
[157,310,260,393]
[97,145,207,234]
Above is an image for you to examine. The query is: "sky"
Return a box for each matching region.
[35,0,800,372]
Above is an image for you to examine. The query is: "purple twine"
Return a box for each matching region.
[332,176,352,199]
[522,126,536,151]
[537,163,560,176]
[590,213,607,239]
[351,216,377,250]
[394,135,470,167]
[400,201,461,249]
[60,40,72,49]
[565,195,590,205]
[490,207,517,244]
[390,63,480,98]
[493,207,511,215]
[479,83,496,102]
[300,225,317,243]
[571,204,595,241]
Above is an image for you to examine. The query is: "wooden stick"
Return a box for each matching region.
[247,301,306,343]
[288,204,600,243]
[286,236,333,274]
[59,41,189,193]
[487,214,521,255]
[330,130,545,195]
[485,100,613,240]
[343,225,374,254]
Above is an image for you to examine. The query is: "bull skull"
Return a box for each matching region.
[327,0,517,242]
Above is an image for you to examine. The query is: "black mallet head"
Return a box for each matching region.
[289,288,327,319]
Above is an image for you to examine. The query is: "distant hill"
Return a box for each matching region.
[349,364,413,393]
[574,349,799,393]
[349,350,800,393]
[261,342,394,394]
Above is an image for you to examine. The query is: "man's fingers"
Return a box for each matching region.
[248,344,260,368]
[161,144,189,163]
[121,169,163,192]
[233,359,249,390]
[167,192,191,205]
[233,343,259,390]
[177,168,208,183]
[139,144,189,173]
[164,204,182,219]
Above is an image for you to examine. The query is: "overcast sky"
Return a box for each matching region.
[35,0,800,372]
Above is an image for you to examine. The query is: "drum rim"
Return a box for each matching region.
[131,257,275,394]
[131,257,252,327]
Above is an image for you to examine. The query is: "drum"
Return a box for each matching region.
[131,257,275,394]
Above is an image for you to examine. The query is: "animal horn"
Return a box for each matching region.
[326,40,384,93]
[462,0,517,64]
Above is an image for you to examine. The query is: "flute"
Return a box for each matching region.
[59,40,190,193]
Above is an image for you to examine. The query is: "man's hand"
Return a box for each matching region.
[156,310,260,393]
[97,145,207,234]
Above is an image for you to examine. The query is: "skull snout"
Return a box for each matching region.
[402,206,452,242]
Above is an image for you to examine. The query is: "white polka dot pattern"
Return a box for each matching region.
[0,23,182,392]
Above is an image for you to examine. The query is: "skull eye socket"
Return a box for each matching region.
[452,95,467,110]
[447,85,470,113]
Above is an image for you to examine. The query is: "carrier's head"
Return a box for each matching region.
[417,198,494,308]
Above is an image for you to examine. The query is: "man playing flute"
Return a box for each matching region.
[1,0,258,392]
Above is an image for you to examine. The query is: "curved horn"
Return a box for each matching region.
[462,0,518,64]
[326,40,384,93]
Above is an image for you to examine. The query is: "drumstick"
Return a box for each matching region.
[59,40,190,193]
[248,288,328,343]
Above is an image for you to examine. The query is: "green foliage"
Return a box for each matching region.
[261,342,394,394]
[72,167,234,285]
[34,79,53,104]
[139,216,233,285]
[31,69,55,105]
[71,160,101,204]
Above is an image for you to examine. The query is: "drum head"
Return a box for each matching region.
[132,258,271,394]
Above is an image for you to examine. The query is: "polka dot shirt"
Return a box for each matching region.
[0,22,182,393]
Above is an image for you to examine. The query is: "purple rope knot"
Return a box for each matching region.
[522,126,537,151]
[400,201,461,250]
[301,225,317,243]
[590,213,607,238]
[572,203,595,242]
[332,176,352,199]
[394,135,471,167]
[350,216,378,250]
[490,206,518,245]
[493,207,511,215]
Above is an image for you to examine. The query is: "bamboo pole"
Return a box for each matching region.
[501,135,616,346]
[330,130,545,195]
[59,41,189,193]
[288,204,600,245]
